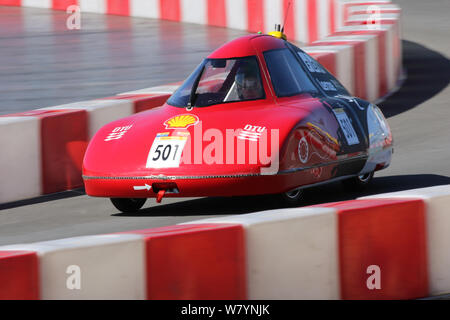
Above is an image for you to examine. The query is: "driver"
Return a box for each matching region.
[235,64,263,100]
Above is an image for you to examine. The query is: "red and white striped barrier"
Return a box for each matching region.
[184,196,430,299]
[360,185,450,296]
[0,0,400,45]
[0,224,246,299]
[1,0,338,44]
[2,0,434,302]
[0,93,171,203]
[186,207,341,299]
[1,184,449,300]
[0,0,402,203]
[0,233,147,299]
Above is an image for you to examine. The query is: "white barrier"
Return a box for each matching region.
[183,208,340,299]
[0,117,41,203]
[0,234,146,299]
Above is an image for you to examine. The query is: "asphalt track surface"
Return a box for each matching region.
[0,1,449,245]
[0,6,248,115]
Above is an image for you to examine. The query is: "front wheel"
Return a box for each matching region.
[110,198,146,213]
[342,171,374,191]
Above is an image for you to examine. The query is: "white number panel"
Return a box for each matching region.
[146,134,188,168]
[333,109,360,146]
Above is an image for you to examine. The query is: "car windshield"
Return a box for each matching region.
[167,56,265,108]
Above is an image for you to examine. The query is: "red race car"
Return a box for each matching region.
[82,30,393,213]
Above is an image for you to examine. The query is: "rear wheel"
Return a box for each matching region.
[110,198,146,213]
[342,171,374,191]
[275,188,304,207]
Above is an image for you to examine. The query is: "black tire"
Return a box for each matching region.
[342,171,374,192]
[110,198,146,213]
[275,188,304,207]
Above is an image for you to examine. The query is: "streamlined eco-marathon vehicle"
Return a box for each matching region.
[82,28,393,213]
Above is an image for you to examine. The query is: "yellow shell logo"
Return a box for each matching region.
[164,114,199,129]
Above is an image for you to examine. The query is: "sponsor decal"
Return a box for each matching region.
[296,126,338,163]
[298,137,309,164]
[104,125,133,142]
[319,81,337,92]
[133,184,152,191]
[298,52,326,74]
[306,122,339,148]
[144,125,280,175]
[332,108,360,146]
[238,124,266,142]
[164,114,199,129]
[156,132,170,137]
[311,166,323,178]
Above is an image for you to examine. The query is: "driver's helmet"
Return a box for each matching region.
[235,63,262,100]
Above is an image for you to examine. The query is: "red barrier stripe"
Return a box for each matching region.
[126,224,246,300]
[329,0,336,34]
[38,110,88,194]
[133,94,171,113]
[393,23,401,81]
[207,0,226,27]
[0,251,40,300]
[107,0,130,16]
[377,30,387,97]
[0,0,21,5]
[247,0,264,33]
[338,199,428,299]
[52,0,77,11]
[160,0,181,21]
[307,0,318,43]
[316,199,428,299]
[351,41,366,100]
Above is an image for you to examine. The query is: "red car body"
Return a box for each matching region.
[82,34,393,210]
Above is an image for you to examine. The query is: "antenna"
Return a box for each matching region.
[281,1,292,33]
